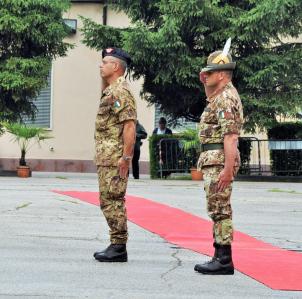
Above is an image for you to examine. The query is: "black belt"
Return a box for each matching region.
[201,143,224,152]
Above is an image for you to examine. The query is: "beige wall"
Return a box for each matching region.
[0,3,154,168]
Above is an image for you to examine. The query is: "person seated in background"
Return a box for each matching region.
[132,120,147,179]
[152,117,172,135]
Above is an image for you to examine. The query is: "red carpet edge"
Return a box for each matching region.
[52,190,302,291]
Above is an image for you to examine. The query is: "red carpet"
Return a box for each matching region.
[53,190,302,291]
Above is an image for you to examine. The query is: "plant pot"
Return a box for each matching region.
[190,168,203,181]
[17,166,31,178]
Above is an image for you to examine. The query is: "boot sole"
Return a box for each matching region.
[95,253,128,263]
[95,257,128,263]
[195,268,234,275]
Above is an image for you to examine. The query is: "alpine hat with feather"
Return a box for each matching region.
[201,38,236,72]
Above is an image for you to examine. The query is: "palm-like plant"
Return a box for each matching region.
[182,128,201,153]
[2,122,53,166]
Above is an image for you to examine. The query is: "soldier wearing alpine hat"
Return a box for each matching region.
[194,39,244,275]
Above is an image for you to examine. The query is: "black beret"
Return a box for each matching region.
[102,47,132,65]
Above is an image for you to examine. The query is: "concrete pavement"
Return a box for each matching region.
[0,173,302,299]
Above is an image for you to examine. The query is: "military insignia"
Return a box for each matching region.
[113,99,121,108]
[106,48,114,53]
[219,111,233,119]
[212,38,231,64]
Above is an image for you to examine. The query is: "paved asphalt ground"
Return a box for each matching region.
[0,172,302,299]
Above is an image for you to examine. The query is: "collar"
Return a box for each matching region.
[206,82,233,103]
[103,76,125,95]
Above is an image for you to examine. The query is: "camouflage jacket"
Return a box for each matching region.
[197,82,243,169]
[95,76,137,166]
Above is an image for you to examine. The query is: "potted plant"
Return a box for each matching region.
[182,128,203,180]
[2,122,53,178]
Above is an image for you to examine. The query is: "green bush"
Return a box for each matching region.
[268,122,302,176]
[268,122,302,139]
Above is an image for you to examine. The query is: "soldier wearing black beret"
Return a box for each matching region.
[94,47,137,263]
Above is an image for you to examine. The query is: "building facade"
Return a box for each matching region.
[0,1,155,173]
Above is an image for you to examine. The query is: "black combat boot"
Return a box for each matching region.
[205,242,219,262]
[194,244,234,275]
[213,242,219,259]
[94,244,127,262]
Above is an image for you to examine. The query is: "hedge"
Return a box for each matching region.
[268,122,302,139]
[268,122,302,176]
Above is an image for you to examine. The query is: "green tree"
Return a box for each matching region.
[0,0,72,129]
[81,0,302,132]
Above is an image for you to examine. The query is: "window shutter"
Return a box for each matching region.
[23,74,51,128]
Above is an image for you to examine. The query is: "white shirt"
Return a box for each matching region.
[156,128,166,135]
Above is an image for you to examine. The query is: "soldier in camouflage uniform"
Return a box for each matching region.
[93,48,137,263]
[194,40,244,275]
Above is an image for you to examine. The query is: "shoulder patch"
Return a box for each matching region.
[113,99,121,108]
[219,111,233,120]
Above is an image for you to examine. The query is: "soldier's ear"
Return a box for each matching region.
[218,71,225,81]
[111,61,119,72]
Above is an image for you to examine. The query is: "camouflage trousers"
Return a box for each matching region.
[202,165,233,245]
[97,166,128,244]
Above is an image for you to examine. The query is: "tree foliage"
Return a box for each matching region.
[82,0,302,132]
[0,0,72,128]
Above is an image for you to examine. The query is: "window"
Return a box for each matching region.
[63,19,77,34]
[23,71,52,128]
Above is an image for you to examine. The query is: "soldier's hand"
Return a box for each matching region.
[217,169,233,192]
[118,158,130,179]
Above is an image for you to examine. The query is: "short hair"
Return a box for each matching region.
[110,56,127,73]
[118,59,127,72]
[159,117,167,125]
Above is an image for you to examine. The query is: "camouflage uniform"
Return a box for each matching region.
[95,76,137,244]
[198,82,243,245]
